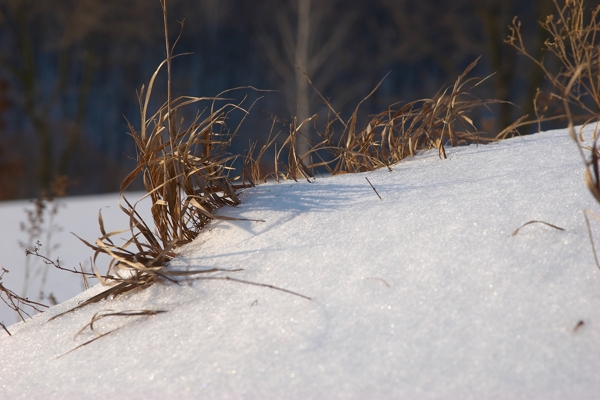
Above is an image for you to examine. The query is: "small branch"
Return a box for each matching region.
[365,177,382,200]
[511,220,566,236]
[26,241,96,278]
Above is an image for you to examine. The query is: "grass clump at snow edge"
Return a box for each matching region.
[54,1,257,317]
[243,57,504,184]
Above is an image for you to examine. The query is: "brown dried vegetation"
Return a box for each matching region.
[507,0,600,126]
[245,58,500,184]
[62,1,253,314]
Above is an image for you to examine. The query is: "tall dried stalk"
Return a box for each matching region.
[73,0,250,308]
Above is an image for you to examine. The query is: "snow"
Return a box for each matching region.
[1,127,600,399]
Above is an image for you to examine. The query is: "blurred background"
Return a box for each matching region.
[0,0,575,200]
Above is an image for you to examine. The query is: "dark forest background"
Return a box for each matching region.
[0,0,585,200]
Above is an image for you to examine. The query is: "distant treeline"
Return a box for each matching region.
[0,0,568,199]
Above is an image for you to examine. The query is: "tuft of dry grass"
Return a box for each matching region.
[51,1,308,322]
[245,58,502,182]
[61,1,257,314]
[507,0,600,128]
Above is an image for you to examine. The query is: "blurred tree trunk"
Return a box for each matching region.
[295,0,311,152]
[57,41,95,177]
[520,0,555,131]
[0,77,22,199]
[258,0,357,156]
[476,0,516,133]
[476,0,557,133]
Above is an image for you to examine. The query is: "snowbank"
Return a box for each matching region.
[1,127,599,399]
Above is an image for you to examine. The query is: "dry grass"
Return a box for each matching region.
[57,309,167,358]
[245,58,502,182]
[507,0,600,128]
[59,1,257,314]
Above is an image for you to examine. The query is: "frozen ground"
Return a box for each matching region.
[1,127,600,399]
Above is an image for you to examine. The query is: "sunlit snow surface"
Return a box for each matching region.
[1,127,600,399]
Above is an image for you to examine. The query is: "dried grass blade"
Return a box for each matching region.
[365,177,382,200]
[198,276,312,300]
[511,220,566,236]
[57,328,119,359]
[48,283,131,321]
[87,309,167,334]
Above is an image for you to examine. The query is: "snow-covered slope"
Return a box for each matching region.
[1,127,600,399]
